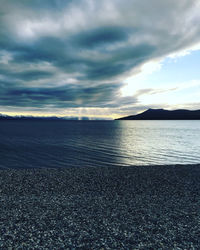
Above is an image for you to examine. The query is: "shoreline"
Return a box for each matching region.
[0,164,200,248]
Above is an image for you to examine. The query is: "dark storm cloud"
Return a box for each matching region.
[0,0,200,113]
[77,43,156,81]
[15,70,54,81]
[73,26,130,48]
[0,81,135,108]
[0,68,54,81]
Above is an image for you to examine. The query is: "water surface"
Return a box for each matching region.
[0,120,199,168]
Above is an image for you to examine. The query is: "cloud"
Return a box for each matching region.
[0,80,137,109]
[0,0,200,115]
[73,26,130,48]
[134,87,178,97]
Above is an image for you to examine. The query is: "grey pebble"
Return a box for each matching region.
[0,164,200,249]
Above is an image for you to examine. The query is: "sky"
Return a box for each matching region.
[0,0,200,119]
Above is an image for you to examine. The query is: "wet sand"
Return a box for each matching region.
[0,164,200,249]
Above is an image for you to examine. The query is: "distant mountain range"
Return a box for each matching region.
[116,109,200,120]
[0,114,89,121]
[0,114,68,121]
[0,114,104,121]
[1,109,200,121]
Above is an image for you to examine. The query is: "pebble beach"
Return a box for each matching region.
[0,164,200,249]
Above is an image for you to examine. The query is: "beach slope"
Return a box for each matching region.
[0,164,199,248]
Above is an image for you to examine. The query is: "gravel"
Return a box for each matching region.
[0,164,200,249]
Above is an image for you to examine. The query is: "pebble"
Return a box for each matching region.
[0,164,199,248]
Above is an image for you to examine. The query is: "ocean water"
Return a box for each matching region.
[0,120,200,169]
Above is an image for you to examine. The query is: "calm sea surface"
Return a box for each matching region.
[0,120,199,169]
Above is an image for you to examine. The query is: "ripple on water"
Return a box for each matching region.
[0,120,199,168]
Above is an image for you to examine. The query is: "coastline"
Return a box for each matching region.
[0,164,200,248]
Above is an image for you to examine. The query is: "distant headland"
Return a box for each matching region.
[116,109,200,120]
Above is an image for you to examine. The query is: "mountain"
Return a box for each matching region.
[0,114,106,121]
[0,114,66,121]
[116,109,200,120]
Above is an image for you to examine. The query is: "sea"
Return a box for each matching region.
[0,120,200,169]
